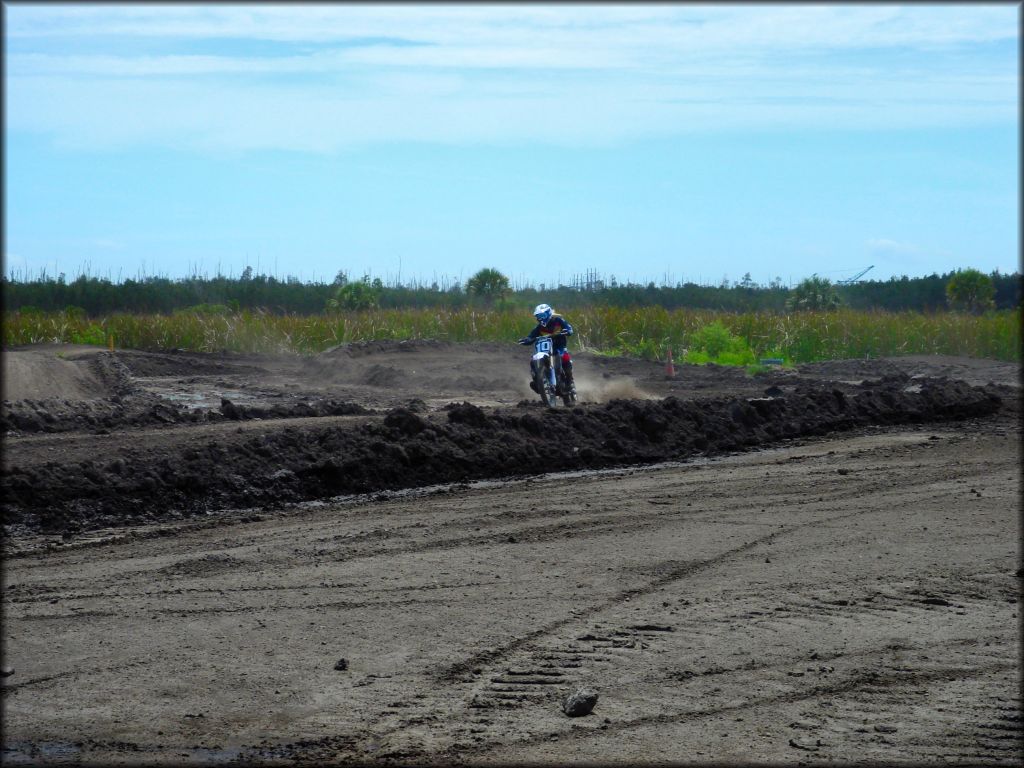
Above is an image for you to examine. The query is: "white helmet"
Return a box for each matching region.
[534,303,553,324]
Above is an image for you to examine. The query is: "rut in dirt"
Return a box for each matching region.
[1,373,1002,536]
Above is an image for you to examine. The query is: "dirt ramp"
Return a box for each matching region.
[1,345,134,401]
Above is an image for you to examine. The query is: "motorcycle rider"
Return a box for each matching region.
[519,303,575,393]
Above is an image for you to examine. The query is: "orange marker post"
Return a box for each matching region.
[665,347,675,378]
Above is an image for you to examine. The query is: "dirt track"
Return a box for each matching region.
[1,342,1021,764]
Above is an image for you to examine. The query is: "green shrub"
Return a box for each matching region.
[71,324,107,346]
[684,321,756,365]
[688,322,734,357]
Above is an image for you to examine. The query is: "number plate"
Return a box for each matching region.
[535,338,553,353]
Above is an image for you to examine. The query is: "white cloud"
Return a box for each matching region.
[867,238,922,254]
[4,4,1018,152]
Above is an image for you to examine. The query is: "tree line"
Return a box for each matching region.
[3,266,1019,316]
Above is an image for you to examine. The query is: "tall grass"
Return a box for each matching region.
[3,307,1019,362]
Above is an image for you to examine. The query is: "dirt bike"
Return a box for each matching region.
[518,332,577,408]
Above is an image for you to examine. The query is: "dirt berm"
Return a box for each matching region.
[1,373,1000,534]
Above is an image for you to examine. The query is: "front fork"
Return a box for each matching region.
[535,352,572,389]
[531,355,550,388]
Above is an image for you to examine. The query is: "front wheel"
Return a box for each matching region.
[542,383,558,408]
[533,363,557,408]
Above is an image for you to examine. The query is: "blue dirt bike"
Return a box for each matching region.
[518,332,577,408]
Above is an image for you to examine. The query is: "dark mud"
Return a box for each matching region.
[1,372,1002,534]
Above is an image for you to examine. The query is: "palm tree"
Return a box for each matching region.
[326,275,381,311]
[786,276,841,311]
[465,268,511,306]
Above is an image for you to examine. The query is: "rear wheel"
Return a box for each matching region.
[558,363,577,407]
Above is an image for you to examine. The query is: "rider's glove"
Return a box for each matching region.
[518,337,531,345]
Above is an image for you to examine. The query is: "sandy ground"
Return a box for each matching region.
[1,343,1021,765]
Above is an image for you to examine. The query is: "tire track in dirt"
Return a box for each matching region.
[434,489,976,684]
[5,578,503,608]
[446,582,1018,754]
[238,472,884,759]
[3,657,154,694]
[436,532,788,684]
[442,638,1019,763]
[246,456,996,572]
[819,678,1020,763]
[310,498,974,761]
[337,464,1017,763]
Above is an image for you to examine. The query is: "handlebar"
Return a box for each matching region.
[518,331,570,344]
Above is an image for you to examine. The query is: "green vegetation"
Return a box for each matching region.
[327,274,383,311]
[4,265,1018,365]
[786,276,841,311]
[3,268,1020,316]
[465,267,512,306]
[5,306,1019,363]
[682,321,757,366]
[174,303,233,316]
[946,268,996,314]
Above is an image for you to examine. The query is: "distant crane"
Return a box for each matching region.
[837,265,874,285]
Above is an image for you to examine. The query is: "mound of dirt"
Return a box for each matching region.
[797,355,1022,389]
[1,375,1002,534]
[0,346,370,434]
[115,349,265,378]
[2,345,132,401]
[321,338,454,358]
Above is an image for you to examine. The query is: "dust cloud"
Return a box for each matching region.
[575,374,658,403]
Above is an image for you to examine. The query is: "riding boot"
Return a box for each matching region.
[563,360,575,388]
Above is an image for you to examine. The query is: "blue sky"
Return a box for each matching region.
[4,3,1020,287]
